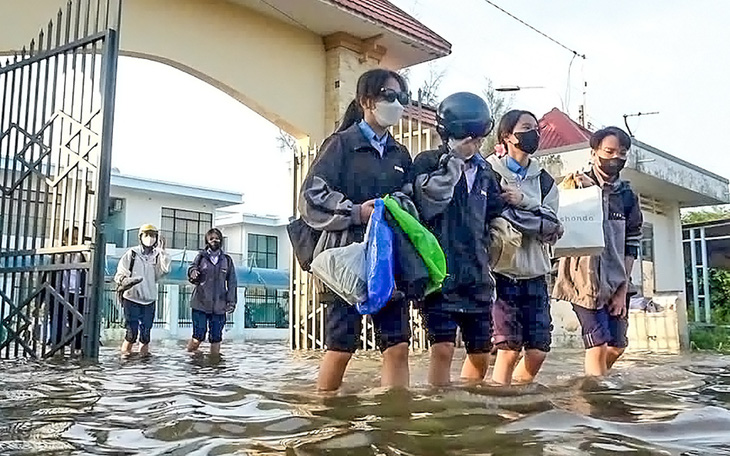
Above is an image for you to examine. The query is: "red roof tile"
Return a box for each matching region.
[325,0,452,55]
[404,101,437,126]
[537,108,592,151]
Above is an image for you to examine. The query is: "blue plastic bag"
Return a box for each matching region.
[359,199,395,315]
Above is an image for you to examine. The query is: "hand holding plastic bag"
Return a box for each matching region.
[310,242,368,306]
[361,199,395,315]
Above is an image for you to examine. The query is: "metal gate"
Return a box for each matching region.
[0,0,120,358]
[289,94,436,351]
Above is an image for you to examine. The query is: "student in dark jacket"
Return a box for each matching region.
[299,69,413,391]
[187,228,237,356]
[411,92,505,386]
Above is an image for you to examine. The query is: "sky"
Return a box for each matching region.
[109,0,730,218]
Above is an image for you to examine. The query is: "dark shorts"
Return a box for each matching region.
[123,299,155,344]
[572,304,629,349]
[325,294,410,353]
[492,275,552,353]
[421,294,493,354]
[192,309,227,344]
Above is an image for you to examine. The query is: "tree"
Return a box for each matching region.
[681,206,730,225]
[399,63,446,106]
[418,64,446,106]
[481,78,512,157]
[276,129,298,155]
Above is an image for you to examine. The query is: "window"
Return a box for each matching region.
[248,234,277,269]
[160,208,213,250]
[641,222,654,263]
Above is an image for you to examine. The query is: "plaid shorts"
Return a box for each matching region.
[492,275,552,352]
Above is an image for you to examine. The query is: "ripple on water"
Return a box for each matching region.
[0,342,729,455]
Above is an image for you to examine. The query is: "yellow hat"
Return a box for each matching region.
[139,224,159,236]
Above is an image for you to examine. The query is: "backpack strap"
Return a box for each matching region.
[129,249,137,275]
[538,169,555,203]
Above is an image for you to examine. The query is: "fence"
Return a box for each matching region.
[100,283,284,336]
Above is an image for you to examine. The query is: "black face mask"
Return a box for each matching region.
[513,130,540,155]
[595,156,626,177]
[207,240,221,251]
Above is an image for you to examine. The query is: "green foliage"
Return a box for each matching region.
[681,206,730,225]
[690,325,730,353]
[481,79,512,157]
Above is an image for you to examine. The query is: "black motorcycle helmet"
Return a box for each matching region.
[436,92,494,141]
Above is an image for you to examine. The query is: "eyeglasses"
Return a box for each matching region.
[380,88,410,105]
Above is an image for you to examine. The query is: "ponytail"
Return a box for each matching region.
[337,99,364,133]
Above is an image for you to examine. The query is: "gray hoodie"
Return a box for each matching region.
[487,154,561,280]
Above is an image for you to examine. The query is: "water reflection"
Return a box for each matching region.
[0,342,729,455]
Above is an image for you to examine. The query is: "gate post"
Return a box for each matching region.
[88,24,121,359]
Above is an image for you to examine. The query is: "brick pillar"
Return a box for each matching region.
[323,32,387,135]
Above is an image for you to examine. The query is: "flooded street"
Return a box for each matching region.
[1,341,730,455]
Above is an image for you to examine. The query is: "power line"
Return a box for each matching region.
[259,0,316,33]
[480,0,586,59]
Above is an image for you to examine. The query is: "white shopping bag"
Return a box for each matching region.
[553,186,605,257]
[310,242,368,306]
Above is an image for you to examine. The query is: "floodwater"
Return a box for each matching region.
[1,342,730,456]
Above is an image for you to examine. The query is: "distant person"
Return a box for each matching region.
[46,227,87,351]
[487,109,563,386]
[114,224,171,357]
[187,228,237,356]
[298,68,414,391]
[553,126,643,376]
[411,92,505,386]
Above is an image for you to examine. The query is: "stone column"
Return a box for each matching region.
[323,32,387,136]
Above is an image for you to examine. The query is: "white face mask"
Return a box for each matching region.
[373,100,404,128]
[141,234,157,248]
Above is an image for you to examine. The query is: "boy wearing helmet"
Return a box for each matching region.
[411,92,505,386]
[114,224,171,356]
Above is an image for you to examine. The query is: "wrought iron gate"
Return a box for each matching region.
[0,0,120,358]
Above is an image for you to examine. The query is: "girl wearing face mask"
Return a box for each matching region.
[487,110,563,385]
[115,224,172,357]
[298,69,413,391]
[187,228,237,357]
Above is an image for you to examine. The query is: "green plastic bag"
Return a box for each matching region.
[383,195,446,295]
